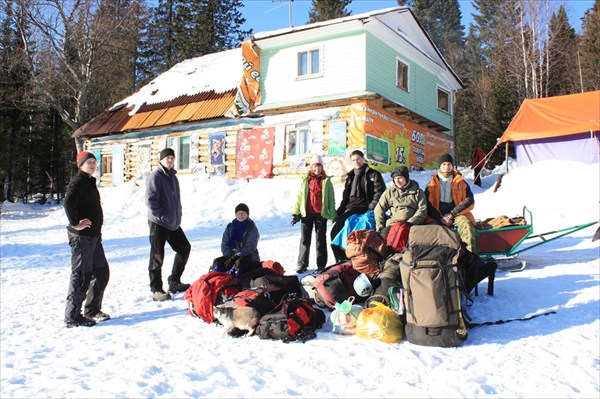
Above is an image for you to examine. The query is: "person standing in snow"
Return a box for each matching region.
[425,153,477,252]
[63,151,111,328]
[471,144,486,187]
[145,148,191,302]
[374,165,427,238]
[214,203,261,276]
[291,154,336,273]
[330,150,386,262]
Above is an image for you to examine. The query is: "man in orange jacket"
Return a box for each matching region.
[425,154,476,252]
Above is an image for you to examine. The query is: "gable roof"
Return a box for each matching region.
[499,91,600,143]
[72,49,242,139]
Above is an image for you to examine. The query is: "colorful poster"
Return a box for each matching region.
[347,101,453,172]
[209,132,226,176]
[327,120,347,155]
[236,127,275,179]
[228,40,261,116]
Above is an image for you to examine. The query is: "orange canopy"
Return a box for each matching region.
[499,91,600,144]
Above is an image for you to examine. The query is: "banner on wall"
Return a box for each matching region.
[327,120,347,155]
[347,101,453,172]
[236,127,275,179]
[209,132,226,176]
[228,40,261,117]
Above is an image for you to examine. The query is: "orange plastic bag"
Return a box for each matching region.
[356,301,403,343]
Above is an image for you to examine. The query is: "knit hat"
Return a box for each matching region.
[235,203,249,215]
[159,148,175,160]
[310,154,324,166]
[390,166,409,180]
[76,151,96,168]
[438,153,454,167]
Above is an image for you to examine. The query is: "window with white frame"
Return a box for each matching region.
[286,125,311,157]
[168,136,191,170]
[396,58,409,91]
[297,48,321,77]
[437,87,451,114]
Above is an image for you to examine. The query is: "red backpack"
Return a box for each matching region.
[312,262,362,309]
[184,272,242,323]
[232,288,277,315]
[386,221,411,252]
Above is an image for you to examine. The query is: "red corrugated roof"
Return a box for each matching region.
[72,89,237,138]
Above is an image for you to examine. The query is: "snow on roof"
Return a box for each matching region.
[113,48,242,115]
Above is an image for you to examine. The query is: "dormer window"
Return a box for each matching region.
[297,48,321,78]
[396,58,409,92]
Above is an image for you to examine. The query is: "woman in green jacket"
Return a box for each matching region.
[292,154,336,273]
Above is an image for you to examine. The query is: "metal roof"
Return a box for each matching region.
[72,89,237,139]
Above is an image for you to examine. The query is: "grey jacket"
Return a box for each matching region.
[221,218,260,264]
[374,179,427,231]
[145,163,182,231]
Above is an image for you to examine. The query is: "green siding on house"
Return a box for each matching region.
[259,31,366,107]
[365,33,454,135]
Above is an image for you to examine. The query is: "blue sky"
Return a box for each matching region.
[240,0,595,35]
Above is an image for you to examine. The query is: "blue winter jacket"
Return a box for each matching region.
[145,163,182,231]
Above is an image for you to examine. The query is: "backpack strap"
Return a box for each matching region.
[466,310,557,328]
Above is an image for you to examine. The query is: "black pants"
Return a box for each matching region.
[298,214,328,270]
[473,167,482,187]
[65,231,110,323]
[148,221,191,292]
[330,208,367,262]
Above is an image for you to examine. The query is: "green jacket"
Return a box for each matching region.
[374,180,427,231]
[293,174,337,220]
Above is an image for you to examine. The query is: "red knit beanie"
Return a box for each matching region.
[77,151,96,168]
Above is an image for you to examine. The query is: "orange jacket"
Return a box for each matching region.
[425,170,476,225]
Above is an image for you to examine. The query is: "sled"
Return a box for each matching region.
[474,206,598,258]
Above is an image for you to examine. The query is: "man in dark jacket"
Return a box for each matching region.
[145,148,191,301]
[63,151,110,328]
[330,150,386,262]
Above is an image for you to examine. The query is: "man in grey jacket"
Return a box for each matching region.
[145,148,191,301]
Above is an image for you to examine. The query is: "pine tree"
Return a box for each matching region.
[307,0,351,23]
[580,0,600,91]
[546,6,579,96]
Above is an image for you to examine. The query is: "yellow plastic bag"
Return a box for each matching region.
[356,301,404,343]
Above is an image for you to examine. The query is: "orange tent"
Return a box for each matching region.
[499,91,600,143]
[498,91,600,166]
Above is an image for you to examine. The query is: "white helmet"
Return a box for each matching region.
[353,273,373,297]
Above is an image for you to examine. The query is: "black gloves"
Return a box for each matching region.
[291,214,301,226]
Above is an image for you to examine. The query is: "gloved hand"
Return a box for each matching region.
[291,214,301,226]
[442,214,454,226]
[224,253,240,271]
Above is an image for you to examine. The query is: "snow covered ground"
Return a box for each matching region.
[1,159,599,398]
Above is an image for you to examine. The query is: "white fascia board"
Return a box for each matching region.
[364,20,461,91]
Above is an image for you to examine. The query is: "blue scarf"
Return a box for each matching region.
[228,219,248,249]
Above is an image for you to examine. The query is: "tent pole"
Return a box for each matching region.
[505,142,509,175]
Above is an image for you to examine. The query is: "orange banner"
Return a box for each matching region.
[347,101,453,172]
[230,40,261,116]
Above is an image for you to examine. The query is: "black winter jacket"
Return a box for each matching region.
[337,165,386,214]
[64,170,103,236]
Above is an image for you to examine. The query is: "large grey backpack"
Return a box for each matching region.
[399,225,468,347]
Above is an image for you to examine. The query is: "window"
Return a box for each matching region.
[437,87,451,114]
[168,136,191,170]
[286,125,311,157]
[396,58,409,91]
[297,48,321,77]
[101,154,112,175]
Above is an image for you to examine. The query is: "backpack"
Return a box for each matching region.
[249,274,302,304]
[255,294,326,343]
[184,272,242,323]
[345,229,393,278]
[232,288,276,315]
[386,221,411,252]
[399,225,468,347]
[311,262,362,309]
[261,260,285,275]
